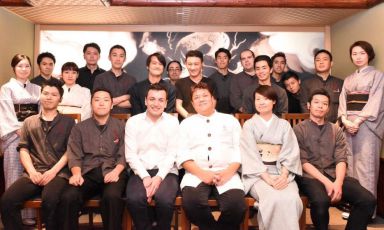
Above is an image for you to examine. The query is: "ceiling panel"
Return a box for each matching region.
[5,4,363,26]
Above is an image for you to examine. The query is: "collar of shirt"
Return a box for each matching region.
[143,111,165,123]
[39,112,61,132]
[356,65,374,74]
[85,65,101,72]
[11,78,30,87]
[90,115,112,132]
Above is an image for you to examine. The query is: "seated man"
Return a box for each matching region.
[0,80,75,230]
[59,88,128,230]
[293,89,376,230]
[177,82,246,230]
[125,83,179,229]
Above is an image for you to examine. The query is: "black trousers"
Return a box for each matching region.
[296,176,376,230]
[58,167,128,230]
[182,183,246,230]
[0,176,68,230]
[126,170,179,230]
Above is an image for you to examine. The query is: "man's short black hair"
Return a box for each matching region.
[166,60,182,72]
[41,79,64,98]
[83,42,101,54]
[109,44,126,56]
[37,52,56,65]
[92,88,113,101]
[308,88,331,105]
[215,48,231,60]
[281,71,300,82]
[146,83,168,98]
[254,55,272,68]
[314,49,333,61]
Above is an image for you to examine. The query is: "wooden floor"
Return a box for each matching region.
[1,207,383,229]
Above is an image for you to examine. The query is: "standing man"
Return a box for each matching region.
[126,84,179,230]
[271,52,287,88]
[1,80,75,230]
[31,52,62,87]
[294,89,376,230]
[229,49,257,113]
[130,52,176,115]
[242,55,288,116]
[178,82,246,230]
[301,49,343,123]
[59,88,128,230]
[93,44,136,114]
[175,50,216,119]
[77,42,106,91]
[208,48,235,114]
[166,60,182,86]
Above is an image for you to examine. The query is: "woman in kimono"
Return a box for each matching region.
[241,85,303,230]
[58,62,91,121]
[0,54,41,189]
[0,54,40,223]
[338,41,384,201]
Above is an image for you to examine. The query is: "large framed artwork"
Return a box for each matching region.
[38,27,325,81]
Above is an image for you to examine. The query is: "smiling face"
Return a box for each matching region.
[215,52,230,70]
[191,88,215,116]
[148,56,165,77]
[109,48,126,70]
[62,69,78,87]
[145,89,167,120]
[40,85,61,111]
[254,92,275,116]
[255,60,271,83]
[84,47,100,66]
[14,58,31,81]
[240,50,255,72]
[351,46,369,69]
[92,91,113,117]
[307,94,330,120]
[186,56,203,78]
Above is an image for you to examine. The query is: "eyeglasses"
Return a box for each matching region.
[169,68,181,72]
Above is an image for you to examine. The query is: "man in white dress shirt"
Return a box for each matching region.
[125,83,179,230]
[177,82,246,230]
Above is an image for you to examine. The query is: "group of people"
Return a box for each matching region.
[0,39,382,230]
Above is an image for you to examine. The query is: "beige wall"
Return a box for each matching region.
[0,8,34,85]
[331,3,384,79]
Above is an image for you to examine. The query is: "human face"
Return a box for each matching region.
[185,57,203,78]
[191,88,215,116]
[39,57,54,78]
[254,93,275,116]
[255,60,271,83]
[272,56,286,75]
[307,94,330,120]
[215,52,229,70]
[109,48,126,70]
[240,50,255,72]
[351,46,369,69]
[62,70,78,86]
[14,59,31,81]
[315,52,332,74]
[284,77,301,94]
[145,89,167,120]
[167,62,181,81]
[92,91,113,117]
[84,47,100,66]
[148,56,164,77]
[40,86,61,111]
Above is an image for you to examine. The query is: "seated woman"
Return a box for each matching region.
[58,62,91,120]
[241,85,303,230]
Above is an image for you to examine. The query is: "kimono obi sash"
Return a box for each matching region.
[14,103,38,121]
[256,143,282,165]
[346,93,369,111]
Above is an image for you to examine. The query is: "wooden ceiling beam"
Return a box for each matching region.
[110,0,382,9]
[0,0,32,6]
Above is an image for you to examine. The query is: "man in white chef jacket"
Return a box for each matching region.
[177,82,246,230]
